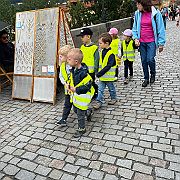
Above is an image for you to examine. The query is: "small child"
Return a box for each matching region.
[56,45,72,126]
[109,28,121,66]
[121,29,136,84]
[67,48,95,138]
[77,28,99,99]
[93,33,117,110]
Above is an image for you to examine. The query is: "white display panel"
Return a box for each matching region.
[33,77,54,103]
[14,11,35,75]
[34,8,59,76]
[13,76,32,100]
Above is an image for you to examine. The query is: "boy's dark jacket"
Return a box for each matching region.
[72,63,92,95]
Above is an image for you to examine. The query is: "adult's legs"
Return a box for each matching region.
[139,42,149,81]
[146,42,156,79]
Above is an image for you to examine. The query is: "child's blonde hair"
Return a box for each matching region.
[59,45,72,56]
[68,48,83,63]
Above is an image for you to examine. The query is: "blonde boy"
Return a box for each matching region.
[67,48,94,138]
[56,45,72,126]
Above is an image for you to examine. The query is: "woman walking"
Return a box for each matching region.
[132,0,166,87]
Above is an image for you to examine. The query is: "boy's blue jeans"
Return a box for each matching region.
[96,81,116,104]
[139,42,156,81]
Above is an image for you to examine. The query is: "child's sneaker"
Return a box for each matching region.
[73,128,86,138]
[93,101,102,109]
[56,119,67,127]
[108,99,117,105]
[124,78,129,84]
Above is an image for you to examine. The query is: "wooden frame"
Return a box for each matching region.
[0,66,13,92]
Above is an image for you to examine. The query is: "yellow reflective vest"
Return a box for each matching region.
[60,62,69,95]
[110,38,120,55]
[99,49,117,82]
[80,44,98,73]
[69,73,95,110]
[110,38,121,66]
[122,40,135,62]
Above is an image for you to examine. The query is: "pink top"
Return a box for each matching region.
[140,12,155,43]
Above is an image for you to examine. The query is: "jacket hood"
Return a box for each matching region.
[151,6,158,16]
[137,6,158,17]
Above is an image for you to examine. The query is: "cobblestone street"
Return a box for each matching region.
[0,21,180,180]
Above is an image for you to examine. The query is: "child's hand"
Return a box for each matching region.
[135,39,140,47]
[158,46,164,53]
[65,83,70,90]
[70,86,76,92]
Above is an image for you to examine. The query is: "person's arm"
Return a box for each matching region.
[96,54,116,78]
[155,11,166,49]
[75,72,92,94]
[94,48,99,74]
[132,11,140,47]
[133,41,138,49]
[76,80,92,95]
[132,11,138,39]
[59,66,66,85]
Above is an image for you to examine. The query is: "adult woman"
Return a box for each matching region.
[132,0,165,87]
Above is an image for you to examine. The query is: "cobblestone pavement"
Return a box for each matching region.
[0,21,180,180]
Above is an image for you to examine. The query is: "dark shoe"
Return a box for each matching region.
[86,109,92,121]
[56,119,67,127]
[73,128,86,138]
[150,76,155,84]
[124,78,129,84]
[108,99,117,105]
[93,101,102,110]
[142,80,149,87]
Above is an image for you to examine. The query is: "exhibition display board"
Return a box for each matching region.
[12,8,74,104]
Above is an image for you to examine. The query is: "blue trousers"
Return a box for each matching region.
[96,81,116,104]
[139,42,156,81]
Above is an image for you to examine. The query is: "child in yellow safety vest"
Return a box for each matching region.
[76,28,99,99]
[56,45,73,127]
[93,33,117,110]
[121,29,136,84]
[109,28,121,66]
[67,48,95,138]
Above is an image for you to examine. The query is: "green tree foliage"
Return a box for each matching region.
[0,0,62,29]
[0,0,136,30]
[69,0,136,28]
[0,0,16,25]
